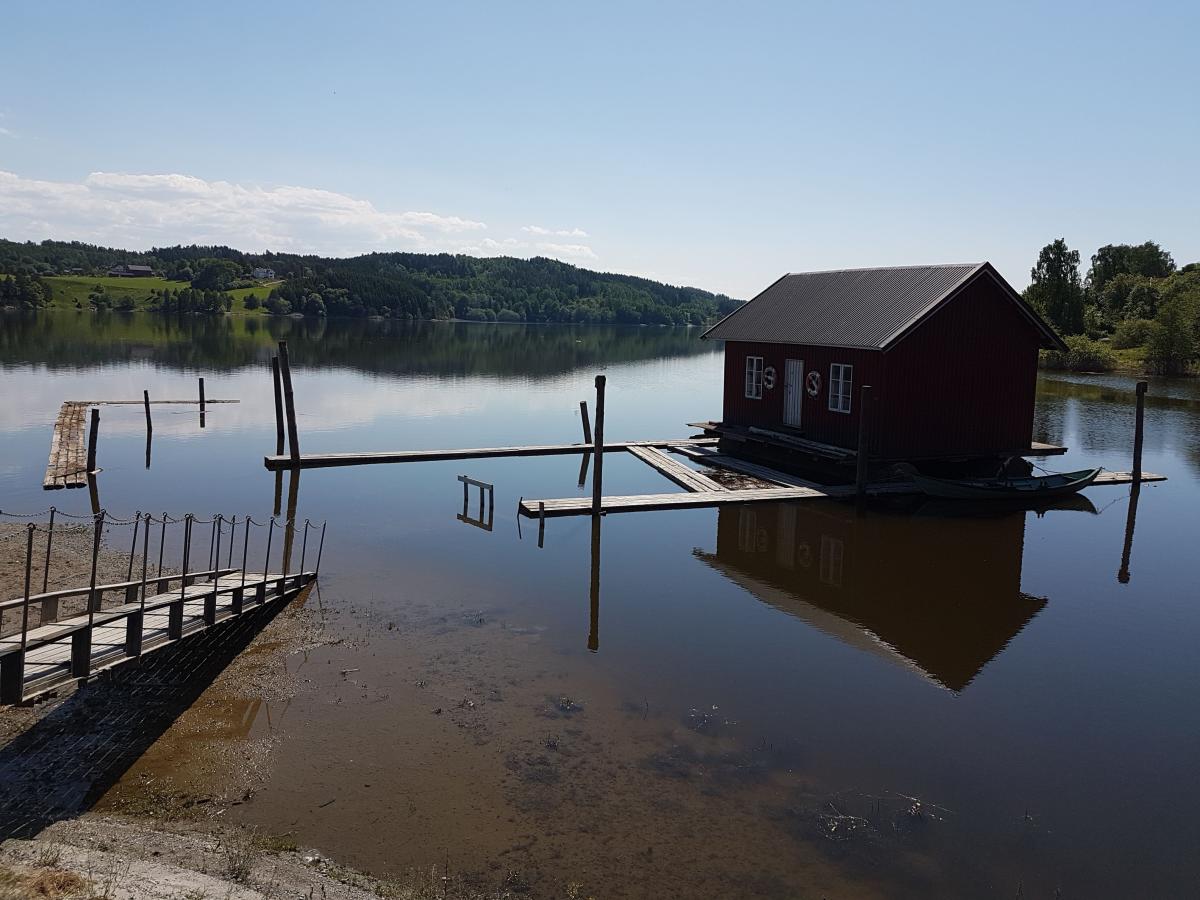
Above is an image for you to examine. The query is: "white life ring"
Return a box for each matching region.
[762,366,777,390]
[805,370,821,397]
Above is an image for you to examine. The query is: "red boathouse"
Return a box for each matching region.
[699,262,1067,465]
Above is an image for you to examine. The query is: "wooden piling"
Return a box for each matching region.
[199,378,206,428]
[855,385,872,506]
[580,401,593,444]
[143,390,153,432]
[1133,381,1147,486]
[86,408,100,474]
[592,376,606,516]
[271,356,285,456]
[278,342,301,464]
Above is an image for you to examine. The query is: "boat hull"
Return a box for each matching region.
[911,468,1102,501]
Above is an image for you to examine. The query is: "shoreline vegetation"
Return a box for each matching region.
[1024,238,1199,376]
[1,238,741,327]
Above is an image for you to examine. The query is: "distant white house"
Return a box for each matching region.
[252,267,276,280]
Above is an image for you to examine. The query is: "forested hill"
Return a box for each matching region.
[0,238,742,325]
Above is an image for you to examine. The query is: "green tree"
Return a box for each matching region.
[1087,242,1175,294]
[242,293,261,310]
[1025,238,1084,335]
[1145,293,1197,375]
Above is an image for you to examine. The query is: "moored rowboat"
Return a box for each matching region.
[911,467,1102,501]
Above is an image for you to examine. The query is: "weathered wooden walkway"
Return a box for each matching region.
[44,398,239,489]
[0,568,313,704]
[44,402,90,489]
[263,437,718,470]
[519,449,1166,518]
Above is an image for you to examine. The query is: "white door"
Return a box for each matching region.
[783,358,804,427]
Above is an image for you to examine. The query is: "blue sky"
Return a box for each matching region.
[1,0,1196,297]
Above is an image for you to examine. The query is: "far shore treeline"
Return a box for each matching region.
[0,239,741,326]
[1023,238,1199,375]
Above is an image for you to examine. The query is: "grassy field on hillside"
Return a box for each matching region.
[43,275,284,312]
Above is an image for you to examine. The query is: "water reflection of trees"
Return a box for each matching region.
[0,312,719,377]
[695,502,1046,692]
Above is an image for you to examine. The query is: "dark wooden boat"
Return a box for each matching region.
[911,467,1102,501]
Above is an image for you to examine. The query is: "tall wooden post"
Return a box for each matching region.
[278,342,301,465]
[271,356,285,457]
[143,390,152,433]
[1132,381,1147,486]
[855,385,873,508]
[199,377,206,428]
[591,376,606,516]
[86,408,100,473]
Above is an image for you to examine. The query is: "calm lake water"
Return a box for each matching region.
[1,312,1198,898]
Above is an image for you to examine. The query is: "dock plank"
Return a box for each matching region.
[627,446,727,492]
[263,437,718,470]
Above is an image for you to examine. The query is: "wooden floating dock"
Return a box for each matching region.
[0,569,313,704]
[262,437,718,470]
[44,402,90,489]
[519,458,1166,519]
[627,445,727,492]
[43,398,239,490]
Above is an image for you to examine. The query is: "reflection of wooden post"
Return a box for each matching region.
[588,516,601,652]
[199,377,206,428]
[1118,482,1140,584]
[578,400,592,487]
[592,376,606,516]
[278,341,301,465]
[86,408,100,473]
[283,467,300,573]
[271,356,285,457]
[1132,381,1147,486]
[855,385,872,507]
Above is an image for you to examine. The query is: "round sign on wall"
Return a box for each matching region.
[805,370,821,397]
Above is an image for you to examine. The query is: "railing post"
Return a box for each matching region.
[42,507,55,594]
[315,522,326,576]
[171,515,191,640]
[74,512,104,678]
[41,507,58,621]
[127,510,141,582]
[157,513,168,583]
[227,516,237,569]
[300,520,309,573]
[1,525,35,704]
[205,516,221,625]
[259,518,275,604]
[126,513,147,656]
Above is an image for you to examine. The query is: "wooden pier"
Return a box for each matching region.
[0,570,312,703]
[44,397,239,490]
[0,510,322,705]
[518,458,1165,519]
[262,437,718,470]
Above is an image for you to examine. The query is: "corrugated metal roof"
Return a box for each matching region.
[702,262,1064,350]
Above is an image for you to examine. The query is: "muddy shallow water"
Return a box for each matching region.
[2,313,1199,898]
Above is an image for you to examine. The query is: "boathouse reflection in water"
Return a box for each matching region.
[694,502,1049,692]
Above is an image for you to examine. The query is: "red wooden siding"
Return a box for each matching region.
[721,341,884,451]
[878,275,1042,458]
[718,274,1044,459]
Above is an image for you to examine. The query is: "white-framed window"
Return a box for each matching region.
[828,363,853,413]
[744,355,764,399]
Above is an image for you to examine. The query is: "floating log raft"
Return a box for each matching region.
[44,402,89,490]
[43,398,239,490]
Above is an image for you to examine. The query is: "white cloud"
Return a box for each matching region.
[0,169,600,265]
[0,169,486,256]
[521,224,589,238]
